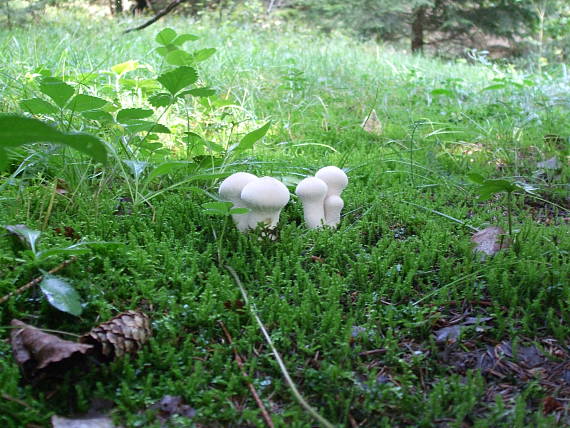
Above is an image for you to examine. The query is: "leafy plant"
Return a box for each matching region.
[468,173,536,236]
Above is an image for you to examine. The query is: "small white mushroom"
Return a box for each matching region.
[315,166,348,227]
[295,177,328,229]
[323,195,344,227]
[240,176,290,230]
[219,172,258,232]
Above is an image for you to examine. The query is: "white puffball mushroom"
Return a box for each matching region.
[295,177,328,229]
[315,166,348,198]
[323,195,344,227]
[315,166,348,227]
[219,172,258,232]
[240,176,290,230]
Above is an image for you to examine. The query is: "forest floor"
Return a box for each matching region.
[0,10,569,427]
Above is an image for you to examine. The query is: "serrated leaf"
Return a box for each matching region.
[155,46,177,57]
[0,114,108,164]
[111,60,140,75]
[192,48,216,63]
[231,121,271,153]
[165,49,194,66]
[67,94,107,112]
[40,77,74,108]
[178,87,216,98]
[116,108,154,123]
[156,28,177,45]
[39,275,83,316]
[172,34,199,45]
[157,66,198,96]
[82,110,113,122]
[148,93,173,108]
[20,98,59,115]
[4,224,41,254]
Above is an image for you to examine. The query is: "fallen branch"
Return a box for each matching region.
[0,257,76,305]
[219,321,275,428]
[225,265,335,428]
[124,0,186,33]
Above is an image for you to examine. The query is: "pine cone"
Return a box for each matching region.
[80,310,151,361]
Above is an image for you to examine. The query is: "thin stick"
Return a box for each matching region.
[123,0,186,33]
[0,257,76,304]
[42,179,58,231]
[1,393,31,408]
[225,265,335,428]
[219,321,275,428]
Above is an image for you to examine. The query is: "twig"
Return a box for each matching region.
[1,393,31,408]
[0,257,77,304]
[123,0,186,33]
[219,321,275,428]
[225,265,335,428]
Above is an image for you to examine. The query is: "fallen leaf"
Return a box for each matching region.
[361,109,382,135]
[51,415,115,428]
[53,226,80,241]
[434,325,462,344]
[149,395,196,424]
[543,396,564,414]
[10,319,92,378]
[471,226,510,256]
[537,157,561,170]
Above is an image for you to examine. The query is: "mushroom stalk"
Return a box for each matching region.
[295,177,328,229]
[315,166,348,227]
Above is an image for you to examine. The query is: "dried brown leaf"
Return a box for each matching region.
[10,320,92,377]
[361,109,382,135]
[471,226,510,256]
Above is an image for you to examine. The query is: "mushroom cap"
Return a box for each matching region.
[241,176,290,209]
[295,177,328,199]
[219,172,258,201]
[315,166,348,193]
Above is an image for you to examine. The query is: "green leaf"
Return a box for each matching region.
[0,147,7,171]
[156,28,177,45]
[202,201,233,216]
[122,120,170,134]
[431,88,454,96]
[230,207,249,215]
[20,98,59,115]
[67,94,107,112]
[178,87,216,98]
[172,34,199,45]
[148,93,173,108]
[3,224,41,254]
[116,108,154,123]
[157,66,198,96]
[232,121,271,153]
[482,84,506,91]
[0,114,108,164]
[155,45,178,57]
[82,110,113,122]
[165,49,194,66]
[36,247,90,261]
[467,173,486,184]
[146,160,193,182]
[111,60,140,75]
[40,77,75,108]
[192,48,216,63]
[39,275,83,316]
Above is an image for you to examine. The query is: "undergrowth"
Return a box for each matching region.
[0,11,568,427]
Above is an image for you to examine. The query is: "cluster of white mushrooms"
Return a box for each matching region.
[218,166,348,233]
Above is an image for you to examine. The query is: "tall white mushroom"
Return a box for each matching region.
[218,172,258,232]
[295,177,328,229]
[315,166,348,228]
[240,176,290,230]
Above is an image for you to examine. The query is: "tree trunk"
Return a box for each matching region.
[115,0,123,14]
[411,6,426,53]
